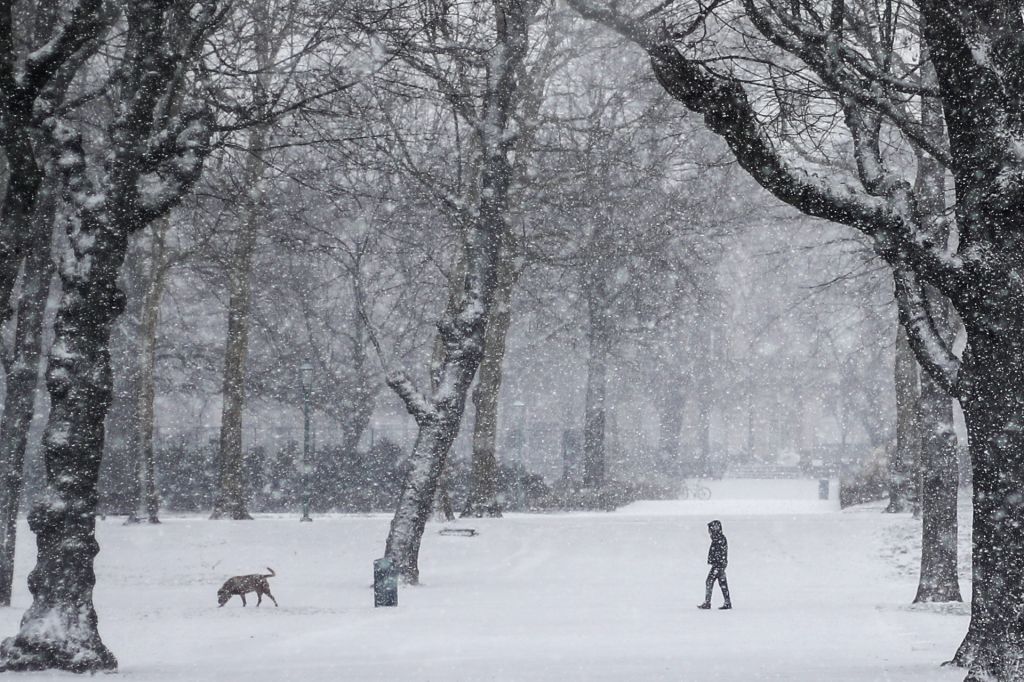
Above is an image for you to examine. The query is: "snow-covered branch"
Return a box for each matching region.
[893,266,960,395]
[18,0,105,99]
[385,370,437,425]
[135,107,215,224]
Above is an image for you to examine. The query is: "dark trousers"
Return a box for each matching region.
[705,566,731,605]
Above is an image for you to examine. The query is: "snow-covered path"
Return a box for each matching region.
[0,499,968,681]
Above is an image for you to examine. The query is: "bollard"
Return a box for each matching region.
[373,557,398,607]
[818,479,830,500]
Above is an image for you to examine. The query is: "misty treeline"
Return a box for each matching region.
[0,0,1012,680]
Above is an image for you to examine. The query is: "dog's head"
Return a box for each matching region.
[217,587,230,606]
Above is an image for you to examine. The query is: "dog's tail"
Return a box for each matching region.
[263,567,275,578]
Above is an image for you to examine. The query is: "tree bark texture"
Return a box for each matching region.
[0,186,56,607]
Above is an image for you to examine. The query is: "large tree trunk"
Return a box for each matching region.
[888,326,919,513]
[211,127,267,521]
[126,218,170,525]
[582,299,609,489]
[949,319,1024,679]
[0,201,124,673]
[463,254,518,517]
[0,188,55,607]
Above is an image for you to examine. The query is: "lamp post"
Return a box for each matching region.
[299,358,314,522]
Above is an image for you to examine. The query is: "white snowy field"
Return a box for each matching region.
[0,485,969,681]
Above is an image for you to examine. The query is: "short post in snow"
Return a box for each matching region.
[374,557,398,607]
[818,479,830,500]
[299,358,314,522]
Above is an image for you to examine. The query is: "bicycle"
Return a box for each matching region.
[679,480,712,500]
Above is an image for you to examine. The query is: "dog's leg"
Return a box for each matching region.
[256,590,262,607]
[241,594,247,607]
[265,588,278,607]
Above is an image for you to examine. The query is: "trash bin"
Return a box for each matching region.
[374,557,398,607]
[818,479,830,500]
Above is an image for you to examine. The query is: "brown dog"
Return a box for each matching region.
[217,567,278,607]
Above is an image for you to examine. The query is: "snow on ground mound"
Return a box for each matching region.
[617,478,841,516]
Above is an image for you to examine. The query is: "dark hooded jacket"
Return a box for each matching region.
[707,521,728,568]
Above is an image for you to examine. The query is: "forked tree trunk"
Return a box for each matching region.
[126,218,170,525]
[0,188,56,606]
[211,127,267,521]
[889,326,919,513]
[0,1,215,669]
[384,0,533,584]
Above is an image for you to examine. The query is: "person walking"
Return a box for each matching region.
[698,519,732,610]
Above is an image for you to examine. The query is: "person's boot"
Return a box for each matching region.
[719,603,732,610]
[697,602,711,609]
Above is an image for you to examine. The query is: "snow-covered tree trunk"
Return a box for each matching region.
[211,126,267,521]
[0,0,219,668]
[0,186,55,607]
[889,327,920,513]
[0,1,105,324]
[126,218,170,525]
[384,0,533,584]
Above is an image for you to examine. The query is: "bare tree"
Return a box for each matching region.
[368,0,540,583]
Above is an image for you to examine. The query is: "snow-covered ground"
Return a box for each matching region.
[0,482,969,681]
